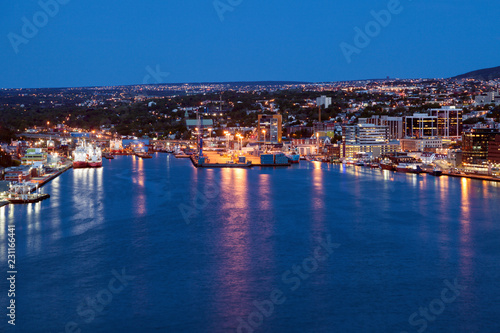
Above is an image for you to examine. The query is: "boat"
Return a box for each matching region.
[87,144,103,167]
[379,159,395,171]
[430,167,443,176]
[103,153,115,159]
[7,193,50,204]
[73,141,88,168]
[110,139,125,154]
[370,163,379,168]
[134,144,152,159]
[395,163,423,174]
[4,182,50,204]
[285,153,300,164]
[136,152,153,159]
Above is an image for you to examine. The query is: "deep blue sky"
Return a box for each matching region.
[0,0,498,88]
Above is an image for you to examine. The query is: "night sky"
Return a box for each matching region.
[1,0,499,88]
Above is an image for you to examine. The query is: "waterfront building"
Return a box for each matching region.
[462,128,500,163]
[316,95,332,108]
[21,148,47,165]
[342,142,400,158]
[405,113,438,138]
[342,124,399,158]
[488,135,500,165]
[358,115,404,140]
[429,106,463,138]
[291,138,323,155]
[258,114,282,143]
[4,165,32,182]
[400,138,443,152]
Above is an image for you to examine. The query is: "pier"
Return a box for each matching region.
[0,162,73,207]
[190,151,291,168]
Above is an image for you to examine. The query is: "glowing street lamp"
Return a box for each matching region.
[224,131,230,150]
[262,129,266,144]
[236,133,243,151]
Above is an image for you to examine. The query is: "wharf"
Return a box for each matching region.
[190,151,291,168]
[0,200,9,208]
[30,163,73,191]
[442,171,500,183]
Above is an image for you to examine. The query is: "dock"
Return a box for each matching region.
[190,151,291,168]
[30,162,73,191]
[0,162,73,207]
[442,171,500,183]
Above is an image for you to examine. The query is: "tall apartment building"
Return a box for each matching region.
[429,106,463,138]
[405,113,438,138]
[358,115,404,140]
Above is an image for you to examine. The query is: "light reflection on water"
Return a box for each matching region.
[1,158,500,332]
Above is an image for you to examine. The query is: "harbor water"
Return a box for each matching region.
[1,154,500,332]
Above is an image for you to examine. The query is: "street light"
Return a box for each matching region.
[224,131,230,150]
[262,129,266,144]
[236,133,243,152]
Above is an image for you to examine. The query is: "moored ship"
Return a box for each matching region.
[110,139,126,155]
[134,145,152,159]
[379,159,395,171]
[285,153,300,164]
[395,163,423,174]
[87,144,103,167]
[73,141,88,168]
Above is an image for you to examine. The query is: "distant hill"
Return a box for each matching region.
[452,66,500,80]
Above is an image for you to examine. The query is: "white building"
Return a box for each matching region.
[474,91,500,105]
[342,124,399,158]
[359,115,404,139]
[316,95,332,109]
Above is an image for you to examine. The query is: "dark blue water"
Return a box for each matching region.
[1,154,500,333]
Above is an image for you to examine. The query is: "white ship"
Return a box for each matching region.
[87,143,102,168]
[73,141,88,168]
